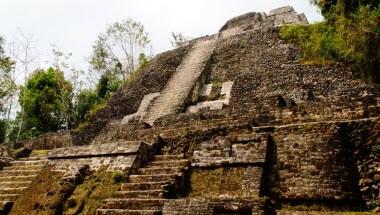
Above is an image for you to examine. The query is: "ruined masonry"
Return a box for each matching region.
[1,5,379,215]
[0,154,48,213]
[143,38,217,125]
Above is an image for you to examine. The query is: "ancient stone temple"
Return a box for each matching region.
[0,6,379,215]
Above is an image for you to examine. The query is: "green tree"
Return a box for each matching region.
[312,0,380,17]
[72,89,98,125]
[0,36,16,117]
[89,19,150,82]
[15,68,73,139]
[0,36,16,143]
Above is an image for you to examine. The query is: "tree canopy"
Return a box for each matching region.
[0,36,16,116]
[281,1,380,83]
[89,19,150,82]
[16,68,73,136]
[312,0,380,17]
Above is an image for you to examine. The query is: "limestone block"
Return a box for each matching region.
[187,100,224,113]
[232,143,266,164]
[50,155,137,172]
[48,140,142,158]
[192,138,232,167]
[48,140,152,173]
[187,81,234,113]
[273,11,303,26]
[241,167,263,197]
[163,198,265,215]
[192,133,267,167]
[122,92,160,124]
[274,122,361,200]
[200,84,213,96]
[220,26,243,38]
[269,6,294,16]
[221,81,234,104]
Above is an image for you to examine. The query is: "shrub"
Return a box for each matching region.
[13,147,32,158]
[111,172,125,184]
[280,4,380,83]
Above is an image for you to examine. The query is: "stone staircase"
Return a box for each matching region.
[0,154,48,213]
[97,154,190,215]
[143,38,217,125]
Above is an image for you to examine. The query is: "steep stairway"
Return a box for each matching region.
[143,38,217,125]
[0,154,48,213]
[97,154,190,215]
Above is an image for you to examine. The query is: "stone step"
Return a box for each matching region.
[31,153,49,157]
[0,175,37,182]
[18,156,47,161]
[96,209,162,215]
[128,174,180,183]
[138,166,184,175]
[121,182,171,191]
[0,181,32,188]
[3,164,45,171]
[143,39,216,124]
[114,190,164,198]
[101,198,165,210]
[153,154,184,161]
[0,187,27,194]
[0,170,40,176]
[10,160,47,166]
[148,160,189,167]
[0,194,19,201]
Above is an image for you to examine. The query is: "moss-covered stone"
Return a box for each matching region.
[63,170,123,215]
[188,167,248,198]
[10,167,65,215]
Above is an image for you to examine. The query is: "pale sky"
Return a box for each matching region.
[0,0,323,81]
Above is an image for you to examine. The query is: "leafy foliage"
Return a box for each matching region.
[11,68,73,141]
[281,1,380,83]
[89,19,150,81]
[72,49,149,130]
[72,90,98,125]
[312,0,380,17]
[0,36,16,116]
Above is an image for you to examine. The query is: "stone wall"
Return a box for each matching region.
[199,27,379,124]
[219,6,308,33]
[48,140,153,173]
[163,198,265,215]
[348,118,380,208]
[189,167,263,198]
[272,122,361,201]
[18,131,71,150]
[156,118,379,209]
[192,133,267,167]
